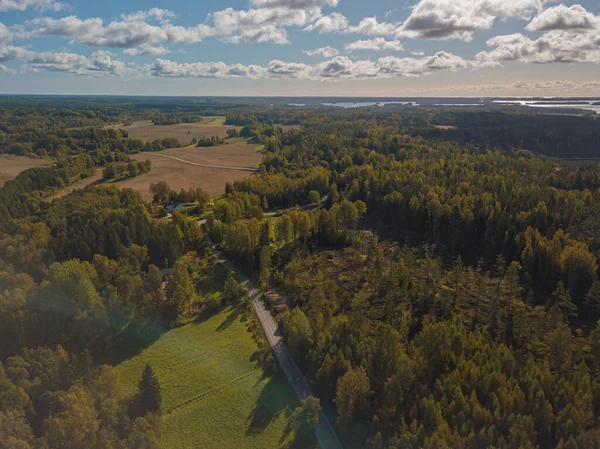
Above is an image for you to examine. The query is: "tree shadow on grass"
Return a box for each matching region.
[216,307,242,332]
[279,418,319,449]
[246,373,295,437]
[99,318,168,366]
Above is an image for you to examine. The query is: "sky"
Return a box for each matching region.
[0,0,599,96]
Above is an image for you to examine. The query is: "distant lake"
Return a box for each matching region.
[290,101,419,108]
[494,100,600,113]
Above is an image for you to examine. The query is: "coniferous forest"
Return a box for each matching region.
[2,97,600,448]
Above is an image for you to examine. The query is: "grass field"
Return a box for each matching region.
[107,140,262,200]
[116,309,312,449]
[109,119,240,145]
[0,155,53,186]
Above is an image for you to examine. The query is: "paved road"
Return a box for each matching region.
[144,152,258,172]
[204,236,344,449]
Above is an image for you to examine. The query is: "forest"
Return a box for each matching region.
[1,97,600,448]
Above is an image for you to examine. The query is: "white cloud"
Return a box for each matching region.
[121,8,175,23]
[151,51,469,81]
[27,16,213,48]
[348,17,397,35]
[302,46,339,57]
[303,12,349,33]
[398,0,545,41]
[526,4,599,31]
[346,38,404,51]
[210,5,323,43]
[475,29,600,65]
[150,58,266,78]
[0,45,130,76]
[0,0,64,12]
[0,22,13,45]
[124,46,170,56]
[251,0,339,7]
[0,45,34,62]
[25,50,126,75]
[224,24,290,44]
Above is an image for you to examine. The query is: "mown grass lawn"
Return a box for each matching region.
[115,308,316,449]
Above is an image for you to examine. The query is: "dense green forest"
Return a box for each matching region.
[2,97,600,448]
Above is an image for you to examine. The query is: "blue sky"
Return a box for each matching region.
[0,0,599,96]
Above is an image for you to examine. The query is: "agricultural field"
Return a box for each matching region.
[108,118,241,145]
[115,309,310,449]
[108,140,262,200]
[0,155,53,186]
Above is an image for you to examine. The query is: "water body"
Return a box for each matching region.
[320,101,419,108]
[493,100,600,113]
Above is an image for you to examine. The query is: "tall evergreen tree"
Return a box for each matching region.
[138,365,162,415]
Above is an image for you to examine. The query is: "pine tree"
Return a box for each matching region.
[138,364,162,414]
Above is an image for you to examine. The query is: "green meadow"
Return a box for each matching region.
[115,309,315,449]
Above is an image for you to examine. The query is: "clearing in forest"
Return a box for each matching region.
[104,140,262,200]
[0,155,53,186]
[107,118,240,145]
[115,309,312,449]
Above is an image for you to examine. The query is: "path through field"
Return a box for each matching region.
[204,236,344,449]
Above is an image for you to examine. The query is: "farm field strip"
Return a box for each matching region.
[109,119,240,144]
[144,152,258,171]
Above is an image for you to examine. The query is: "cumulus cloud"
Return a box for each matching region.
[346,38,404,52]
[348,17,397,35]
[123,46,170,56]
[0,22,13,45]
[27,15,213,48]
[251,0,338,8]
[398,0,545,41]
[121,8,175,23]
[0,45,34,62]
[302,46,339,57]
[303,12,349,33]
[475,29,600,66]
[151,50,469,80]
[25,50,126,75]
[0,44,130,76]
[527,4,599,32]
[150,58,266,78]
[0,0,64,12]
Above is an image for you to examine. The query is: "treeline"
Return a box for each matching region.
[0,346,162,449]
[0,156,95,221]
[413,111,600,158]
[103,159,152,180]
[196,136,226,147]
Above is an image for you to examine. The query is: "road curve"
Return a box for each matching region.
[204,236,344,449]
[143,152,258,172]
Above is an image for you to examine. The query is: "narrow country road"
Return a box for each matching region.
[144,152,258,172]
[204,235,344,449]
